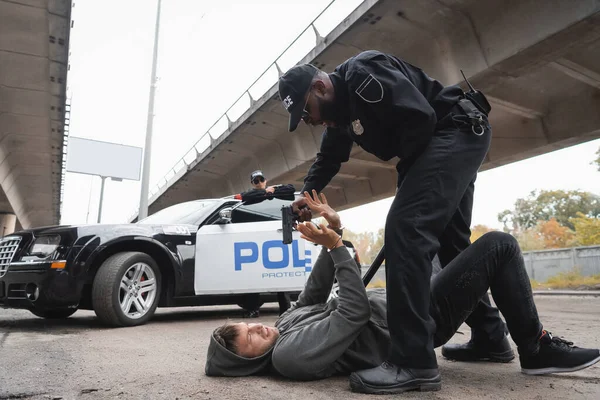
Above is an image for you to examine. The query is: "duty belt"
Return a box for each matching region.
[435,98,486,135]
[456,98,486,136]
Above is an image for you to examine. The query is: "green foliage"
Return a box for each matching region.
[570,212,600,246]
[498,190,600,231]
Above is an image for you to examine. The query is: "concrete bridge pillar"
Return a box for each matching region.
[0,212,17,237]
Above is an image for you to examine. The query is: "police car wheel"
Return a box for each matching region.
[92,252,161,327]
[29,307,77,319]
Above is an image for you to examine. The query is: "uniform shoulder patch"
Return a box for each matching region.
[355,74,384,103]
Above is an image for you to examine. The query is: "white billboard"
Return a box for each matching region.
[66,137,143,181]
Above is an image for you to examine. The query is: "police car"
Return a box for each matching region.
[0,196,359,327]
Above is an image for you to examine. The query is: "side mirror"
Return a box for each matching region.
[217,207,233,224]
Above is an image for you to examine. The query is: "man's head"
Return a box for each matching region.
[205,321,280,377]
[250,170,267,190]
[278,64,339,132]
[213,322,279,359]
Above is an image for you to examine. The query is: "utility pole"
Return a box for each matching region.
[97,176,107,223]
[138,0,162,220]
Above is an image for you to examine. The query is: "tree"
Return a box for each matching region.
[470,224,495,243]
[364,228,384,265]
[594,147,600,171]
[537,218,575,249]
[342,228,375,265]
[571,212,600,246]
[513,227,545,251]
[498,190,600,231]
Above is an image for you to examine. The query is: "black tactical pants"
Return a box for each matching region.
[385,108,506,369]
[431,231,542,352]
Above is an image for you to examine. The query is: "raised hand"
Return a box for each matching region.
[303,190,341,230]
[297,222,342,250]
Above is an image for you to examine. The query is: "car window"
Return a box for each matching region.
[231,197,291,223]
[137,200,220,225]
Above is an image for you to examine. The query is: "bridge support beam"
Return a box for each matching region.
[0,212,16,237]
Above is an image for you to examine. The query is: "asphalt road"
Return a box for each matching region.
[1,296,599,400]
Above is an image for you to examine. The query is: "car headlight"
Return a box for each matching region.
[26,235,62,259]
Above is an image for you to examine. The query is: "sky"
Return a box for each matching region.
[61,0,600,233]
[339,140,600,233]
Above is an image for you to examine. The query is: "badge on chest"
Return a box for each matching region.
[352,119,364,135]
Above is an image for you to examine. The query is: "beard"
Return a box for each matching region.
[316,96,350,127]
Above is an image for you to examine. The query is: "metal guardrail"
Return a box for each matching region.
[128,0,359,221]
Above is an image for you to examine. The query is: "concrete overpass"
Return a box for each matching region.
[0,0,70,232]
[134,0,600,220]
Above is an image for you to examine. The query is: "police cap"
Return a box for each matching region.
[278,64,318,132]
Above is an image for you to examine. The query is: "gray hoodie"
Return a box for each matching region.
[205,334,274,377]
[205,245,390,380]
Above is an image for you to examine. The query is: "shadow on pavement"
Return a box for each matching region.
[0,305,281,332]
[548,373,600,383]
[150,305,280,324]
[0,312,106,334]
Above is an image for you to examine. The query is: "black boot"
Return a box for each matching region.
[242,309,260,318]
[520,330,600,375]
[277,292,291,316]
[442,334,515,362]
[349,361,441,394]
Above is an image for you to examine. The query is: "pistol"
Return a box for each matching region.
[281,205,295,244]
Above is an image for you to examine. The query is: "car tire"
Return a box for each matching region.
[30,308,77,319]
[92,252,161,327]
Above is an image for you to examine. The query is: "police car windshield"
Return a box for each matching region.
[137,200,219,225]
[235,197,291,220]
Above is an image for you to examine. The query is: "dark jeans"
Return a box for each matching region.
[431,231,543,353]
[385,108,505,368]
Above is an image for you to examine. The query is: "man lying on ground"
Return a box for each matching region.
[205,191,600,394]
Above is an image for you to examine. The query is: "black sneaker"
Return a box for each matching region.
[520,330,600,375]
[442,334,515,363]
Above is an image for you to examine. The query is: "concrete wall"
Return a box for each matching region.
[523,246,600,283]
[362,246,600,285]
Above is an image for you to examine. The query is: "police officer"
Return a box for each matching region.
[278,50,510,394]
[235,170,295,204]
[236,170,295,317]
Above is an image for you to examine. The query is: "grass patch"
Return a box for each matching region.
[367,279,386,289]
[531,268,600,290]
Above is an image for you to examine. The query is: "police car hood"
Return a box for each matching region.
[205,331,273,377]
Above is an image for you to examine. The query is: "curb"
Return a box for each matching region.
[532,290,600,297]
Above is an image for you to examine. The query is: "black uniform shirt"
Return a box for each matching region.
[239,184,295,204]
[301,50,464,194]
